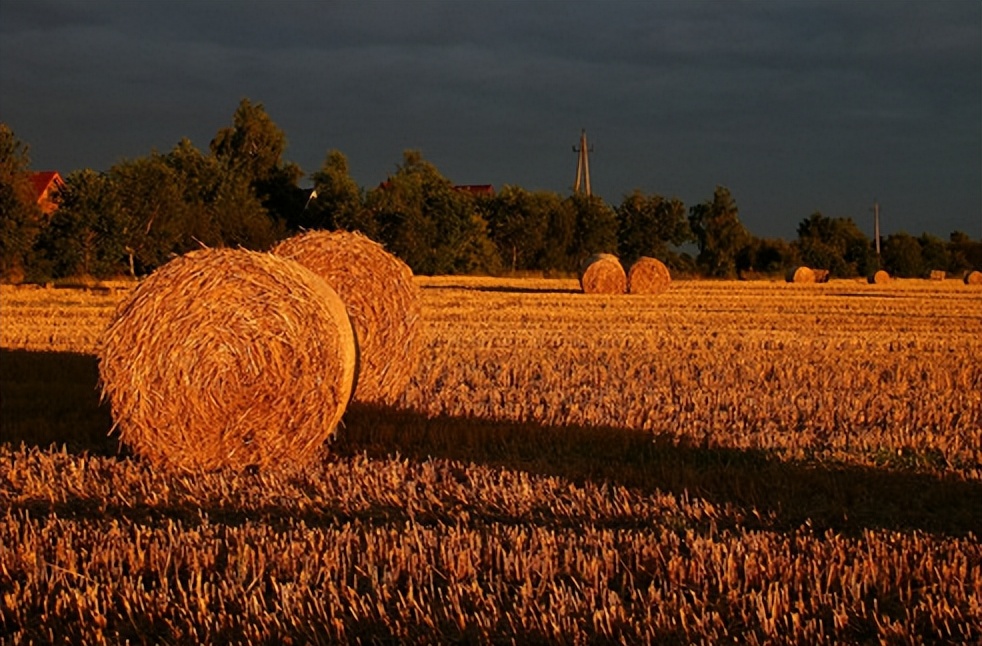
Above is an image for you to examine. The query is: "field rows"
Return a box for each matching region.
[1,277,980,643]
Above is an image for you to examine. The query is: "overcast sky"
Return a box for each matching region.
[2,0,979,240]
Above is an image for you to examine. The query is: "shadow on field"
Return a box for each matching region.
[0,349,121,455]
[337,403,982,537]
[3,349,978,537]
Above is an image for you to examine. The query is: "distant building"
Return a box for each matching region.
[29,171,65,218]
[453,184,495,197]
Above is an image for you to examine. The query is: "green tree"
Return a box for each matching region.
[367,150,499,274]
[34,169,128,278]
[210,98,304,229]
[0,123,43,282]
[109,155,190,276]
[483,186,557,272]
[568,194,619,270]
[616,190,691,267]
[737,236,800,277]
[688,186,751,278]
[918,233,949,274]
[794,212,877,277]
[881,231,924,278]
[947,231,982,273]
[308,150,374,235]
[164,138,278,250]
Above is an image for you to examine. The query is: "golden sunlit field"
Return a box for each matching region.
[1,277,980,644]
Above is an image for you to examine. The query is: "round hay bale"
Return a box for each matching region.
[627,257,672,295]
[965,270,982,285]
[786,266,815,283]
[869,270,890,284]
[813,269,831,283]
[273,230,422,405]
[579,253,626,294]
[97,248,356,473]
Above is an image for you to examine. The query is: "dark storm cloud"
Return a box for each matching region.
[2,0,979,239]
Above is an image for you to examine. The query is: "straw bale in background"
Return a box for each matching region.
[98,249,356,473]
[813,269,830,283]
[869,270,891,284]
[929,270,946,281]
[627,257,672,295]
[579,254,626,294]
[965,270,982,285]
[786,266,815,283]
[273,230,422,405]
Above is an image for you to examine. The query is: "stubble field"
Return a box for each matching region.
[1,277,980,644]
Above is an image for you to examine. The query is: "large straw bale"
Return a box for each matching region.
[579,254,626,294]
[813,269,831,283]
[627,257,672,295]
[97,248,356,473]
[786,266,815,283]
[869,270,891,284]
[965,270,982,285]
[273,230,422,405]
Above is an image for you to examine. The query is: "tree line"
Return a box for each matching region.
[2,99,980,283]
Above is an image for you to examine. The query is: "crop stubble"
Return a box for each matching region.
[1,277,980,644]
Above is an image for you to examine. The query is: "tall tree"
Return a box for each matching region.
[165,138,278,250]
[109,154,190,276]
[794,212,877,277]
[367,150,499,274]
[483,186,557,272]
[616,190,691,267]
[308,150,373,235]
[34,169,127,278]
[881,232,924,278]
[688,186,751,278]
[567,194,619,270]
[0,123,43,282]
[210,98,304,228]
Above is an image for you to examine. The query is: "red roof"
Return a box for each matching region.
[453,184,495,197]
[29,171,64,216]
[30,171,63,200]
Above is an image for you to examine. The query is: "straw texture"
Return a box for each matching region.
[869,270,891,285]
[786,266,816,284]
[965,270,982,285]
[273,230,422,405]
[627,257,672,295]
[579,254,627,295]
[97,248,356,473]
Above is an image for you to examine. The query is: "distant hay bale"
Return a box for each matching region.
[929,269,946,281]
[965,270,982,285]
[786,266,815,283]
[273,230,422,405]
[97,248,357,473]
[626,257,671,295]
[579,254,626,294]
[869,270,891,284]
[813,269,831,283]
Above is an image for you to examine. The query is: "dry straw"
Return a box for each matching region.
[97,248,356,473]
[813,269,831,283]
[929,270,946,281]
[786,266,816,284]
[869,270,891,284]
[273,230,422,405]
[579,254,626,294]
[965,270,982,285]
[627,257,672,295]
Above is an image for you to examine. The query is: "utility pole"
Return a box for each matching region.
[871,200,881,256]
[572,129,593,196]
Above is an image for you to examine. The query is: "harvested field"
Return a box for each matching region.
[2,277,981,644]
